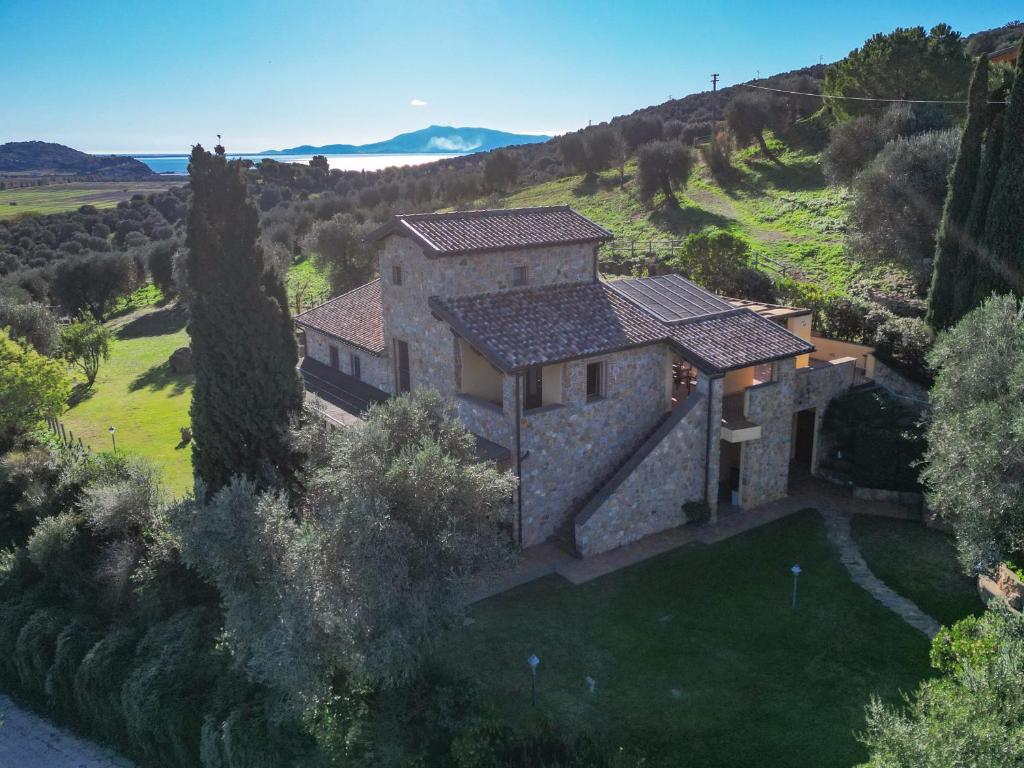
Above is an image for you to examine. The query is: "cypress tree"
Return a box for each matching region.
[975,41,1024,303]
[955,70,1011,318]
[186,144,303,495]
[926,55,988,329]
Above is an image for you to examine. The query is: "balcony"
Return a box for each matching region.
[720,392,761,443]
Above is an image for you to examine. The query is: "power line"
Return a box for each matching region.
[738,82,1007,105]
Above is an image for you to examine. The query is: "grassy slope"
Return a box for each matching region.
[851,515,983,628]
[443,511,932,768]
[62,303,194,497]
[0,181,186,219]
[496,139,907,295]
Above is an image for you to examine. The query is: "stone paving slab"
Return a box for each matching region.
[0,695,133,768]
[819,508,941,638]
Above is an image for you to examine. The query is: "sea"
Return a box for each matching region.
[118,153,459,175]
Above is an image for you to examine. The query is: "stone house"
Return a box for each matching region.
[295,206,862,557]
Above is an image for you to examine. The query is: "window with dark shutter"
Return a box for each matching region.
[395,339,410,392]
[392,265,403,285]
[513,266,528,287]
[586,361,605,402]
[329,345,340,369]
[523,365,543,410]
[351,353,361,380]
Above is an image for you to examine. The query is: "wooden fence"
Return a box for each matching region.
[599,239,804,281]
[44,417,92,454]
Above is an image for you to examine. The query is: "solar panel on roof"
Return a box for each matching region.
[607,274,732,323]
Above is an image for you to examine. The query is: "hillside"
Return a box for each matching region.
[0,141,157,180]
[483,137,879,295]
[264,125,550,155]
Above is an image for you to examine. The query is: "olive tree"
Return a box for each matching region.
[636,141,695,207]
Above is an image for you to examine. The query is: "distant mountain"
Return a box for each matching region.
[0,141,156,180]
[262,125,550,156]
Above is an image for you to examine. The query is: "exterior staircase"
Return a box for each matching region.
[549,409,676,557]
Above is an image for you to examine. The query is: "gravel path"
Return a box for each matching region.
[0,695,133,768]
[820,508,941,638]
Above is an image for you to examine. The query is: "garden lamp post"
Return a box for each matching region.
[528,654,540,706]
[791,564,802,609]
[108,426,117,453]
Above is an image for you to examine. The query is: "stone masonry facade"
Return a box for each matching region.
[304,328,391,393]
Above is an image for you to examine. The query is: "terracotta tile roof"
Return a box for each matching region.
[367,206,613,256]
[430,279,815,374]
[668,309,814,372]
[295,279,385,355]
[429,282,666,371]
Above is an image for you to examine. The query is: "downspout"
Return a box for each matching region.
[514,372,524,546]
[592,245,599,282]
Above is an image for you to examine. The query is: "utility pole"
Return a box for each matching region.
[711,73,720,129]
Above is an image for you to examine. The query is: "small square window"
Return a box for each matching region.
[350,353,361,380]
[586,361,605,402]
[392,265,403,285]
[513,266,528,287]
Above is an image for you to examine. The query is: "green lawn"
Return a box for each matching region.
[443,511,933,767]
[62,303,194,497]
[851,515,983,628]
[0,181,186,219]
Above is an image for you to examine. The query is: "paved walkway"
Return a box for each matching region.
[819,507,941,638]
[0,695,133,768]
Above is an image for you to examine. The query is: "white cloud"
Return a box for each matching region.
[409,99,428,107]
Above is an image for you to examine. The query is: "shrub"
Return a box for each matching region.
[45,620,99,718]
[683,500,710,524]
[0,595,44,688]
[74,627,139,743]
[121,608,222,768]
[872,314,934,386]
[26,511,81,580]
[822,389,925,491]
[14,607,67,702]
[699,131,732,178]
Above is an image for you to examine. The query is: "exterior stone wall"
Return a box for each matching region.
[518,344,671,546]
[871,358,929,404]
[793,357,856,473]
[574,390,708,556]
[303,329,390,393]
[739,358,795,508]
[376,235,597,448]
[705,375,724,520]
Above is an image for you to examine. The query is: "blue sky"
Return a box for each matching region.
[0,0,1015,153]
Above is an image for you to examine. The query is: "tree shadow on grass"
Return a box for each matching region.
[116,305,187,341]
[650,203,734,238]
[573,173,630,197]
[744,157,826,192]
[67,383,96,408]
[129,362,192,395]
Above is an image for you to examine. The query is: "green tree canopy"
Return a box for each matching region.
[172,390,516,704]
[636,140,695,206]
[482,150,519,192]
[862,605,1024,767]
[725,92,788,160]
[0,328,70,446]
[927,55,990,329]
[922,294,1024,572]
[302,213,375,297]
[824,24,972,118]
[185,144,303,496]
[0,299,59,356]
[59,315,112,387]
[52,251,137,321]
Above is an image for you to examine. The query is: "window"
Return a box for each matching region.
[513,266,528,287]
[523,365,543,411]
[350,353,361,380]
[328,344,339,370]
[395,339,410,393]
[586,361,605,402]
[392,264,403,285]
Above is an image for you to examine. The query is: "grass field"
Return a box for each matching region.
[0,181,186,219]
[851,515,983,628]
[442,511,934,767]
[62,303,194,497]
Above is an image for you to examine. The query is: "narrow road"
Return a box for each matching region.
[820,508,941,638]
[0,695,133,768]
